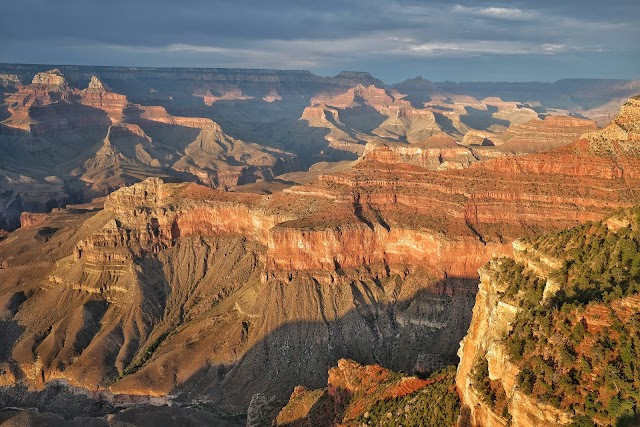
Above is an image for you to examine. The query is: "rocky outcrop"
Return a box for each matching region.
[495,115,597,154]
[19,212,49,229]
[362,138,476,170]
[584,95,640,155]
[3,69,71,131]
[457,197,640,426]
[275,359,436,426]
[79,76,128,123]
[456,257,573,427]
[310,84,410,113]
[68,178,501,279]
[3,70,127,130]
[461,130,497,147]
[276,359,462,427]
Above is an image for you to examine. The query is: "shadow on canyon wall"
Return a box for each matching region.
[174,277,478,409]
[0,275,479,426]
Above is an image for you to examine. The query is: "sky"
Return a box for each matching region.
[0,0,638,83]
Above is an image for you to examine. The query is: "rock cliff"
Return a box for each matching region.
[79,76,128,123]
[457,203,640,426]
[491,115,598,154]
[0,178,480,416]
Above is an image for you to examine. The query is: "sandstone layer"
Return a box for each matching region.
[2,64,636,233]
[0,177,480,416]
[493,115,598,154]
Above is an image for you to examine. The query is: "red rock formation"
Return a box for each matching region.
[3,69,70,131]
[78,76,128,123]
[461,130,498,147]
[2,70,130,132]
[493,115,598,153]
[275,359,434,426]
[361,137,476,170]
[311,85,409,112]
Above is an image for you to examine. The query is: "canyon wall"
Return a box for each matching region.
[457,202,640,426]
[456,255,574,427]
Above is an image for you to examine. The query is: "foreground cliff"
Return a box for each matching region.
[457,205,640,426]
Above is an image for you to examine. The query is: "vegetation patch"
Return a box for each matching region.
[470,358,510,422]
[354,366,460,427]
[497,207,640,426]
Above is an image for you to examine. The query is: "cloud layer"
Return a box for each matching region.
[0,0,638,82]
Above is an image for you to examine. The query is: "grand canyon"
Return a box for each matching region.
[0,60,638,426]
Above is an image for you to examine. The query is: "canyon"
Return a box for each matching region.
[0,63,639,426]
[1,64,635,232]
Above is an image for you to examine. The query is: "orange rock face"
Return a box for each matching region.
[73,175,508,281]
[78,76,128,123]
[3,70,127,131]
[361,139,476,170]
[311,84,410,113]
[275,359,433,426]
[74,95,640,282]
[494,115,598,153]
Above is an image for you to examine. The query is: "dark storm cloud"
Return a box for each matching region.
[0,0,638,82]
